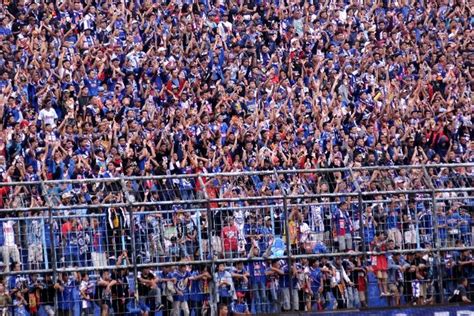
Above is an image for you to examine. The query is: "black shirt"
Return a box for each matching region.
[449,285,467,303]
[138,271,155,297]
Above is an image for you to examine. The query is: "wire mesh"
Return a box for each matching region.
[0,164,471,314]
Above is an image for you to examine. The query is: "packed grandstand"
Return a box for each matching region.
[0,0,472,315]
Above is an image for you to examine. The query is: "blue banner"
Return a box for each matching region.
[303,305,474,316]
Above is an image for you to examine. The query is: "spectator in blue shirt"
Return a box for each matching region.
[308,259,323,311]
[248,242,268,313]
[231,291,250,316]
[189,264,212,316]
[171,260,191,316]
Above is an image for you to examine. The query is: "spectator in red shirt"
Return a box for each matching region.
[221,217,239,258]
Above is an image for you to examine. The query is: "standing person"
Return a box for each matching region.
[351,256,368,308]
[307,259,323,311]
[26,210,44,270]
[137,267,155,316]
[79,272,93,316]
[362,206,377,247]
[436,208,449,247]
[387,253,405,306]
[54,272,74,316]
[106,205,127,261]
[189,265,212,316]
[371,232,389,297]
[2,215,20,271]
[221,217,239,258]
[40,274,55,316]
[27,274,43,316]
[448,277,472,304]
[334,201,353,252]
[459,208,472,246]
[403,201,418,249]
[265,259,284,313]
[177,212,197,260]
[247,242,267,313]
[147,213,165,262]
[95,271,116,316]
[215,263,235,307]
[231,262,249,301]
[171,260,191,316]
[0,283,11,316]
[230,292,250,316]
[90,217,107,268]
[333,257,354,310]
[387,202,402,249]
[403,253,417,305]
[278,259,293,312]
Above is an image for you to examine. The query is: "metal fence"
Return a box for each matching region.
[0,163,472,315]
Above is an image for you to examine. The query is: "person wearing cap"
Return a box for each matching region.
[230,291,250,315]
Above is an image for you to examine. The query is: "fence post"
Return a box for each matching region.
[198,175,216,315]
[273,169,294,311]
[120,179,139,306]
[40,180,58,313]
[422,166,444,303]
[349,168,366,254]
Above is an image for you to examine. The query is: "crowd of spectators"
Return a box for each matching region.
[0,0,473,314]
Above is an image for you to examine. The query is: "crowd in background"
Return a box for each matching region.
[0,0,473,314]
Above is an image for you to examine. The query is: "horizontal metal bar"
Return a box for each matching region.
[0,163,471,188]
[1,246,472,276]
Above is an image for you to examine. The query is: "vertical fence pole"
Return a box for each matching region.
[120,179,139,306]
[282,193,294,311]
[198,175,216,315]
[422,166,444,303]
[40,180,58,312]
[349,168,366,253]
[274,169,295,311]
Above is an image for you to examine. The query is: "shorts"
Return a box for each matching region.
[28,244,43,263]
[338,234,353,251]
[404,230,416,244]
[388,283,400,295]
[92,252,107,267]
[138,298,151,313]
[376,271,388,279]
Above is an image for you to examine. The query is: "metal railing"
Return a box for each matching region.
[0,163,472,315]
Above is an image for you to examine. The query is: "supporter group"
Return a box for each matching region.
[0,0,472,315]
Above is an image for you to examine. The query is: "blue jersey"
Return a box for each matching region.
[231,301,249,314]
[460,214,472,234]
[309,267,322,293]
[189,270,209,301]
[232,267,249,291]
[279,263,291,289]
[172,270,190,302]
[248,261,266,285]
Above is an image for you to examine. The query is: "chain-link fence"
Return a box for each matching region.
[0,164,472,315]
